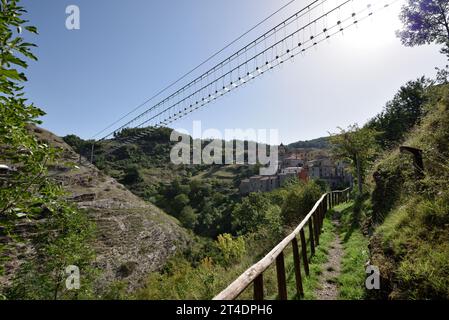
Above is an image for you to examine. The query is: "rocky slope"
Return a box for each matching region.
[2,126,191,293]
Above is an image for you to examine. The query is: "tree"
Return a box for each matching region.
[121,164,142,184]
[397,0,449,57]
[281,181,322,225]
[173,193,190,215]
[178,205,198,229]
[366,78,429,149]
[329,125,380,195]
[0,0,48,217]
[63,134,95,158]
[0,0,95,299]
[232,193,272,235]
[214,234,246,267]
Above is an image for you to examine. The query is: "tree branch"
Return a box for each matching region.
[436,0,449,42]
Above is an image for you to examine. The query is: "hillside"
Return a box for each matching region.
[64,129,260,238]
[65,128,249,192]
[1,126,191,294]
[367,84,449,299]
[288,137,329,149]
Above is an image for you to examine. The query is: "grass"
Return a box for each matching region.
[233,215,337,300]
[367,85,449,299]
[254,213,338,300]
[192,165,239,182]
[298,217,336,300]
[335,201,370,300]
[338,231,369,299]
[373,193,449,299]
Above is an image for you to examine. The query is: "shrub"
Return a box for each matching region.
[214,234,246,267]
[281,181,322,225]
[232,193,272,234]
[178,205,198,229]
[121,165,142,184]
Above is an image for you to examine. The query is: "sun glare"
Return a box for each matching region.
[341,1,404,49]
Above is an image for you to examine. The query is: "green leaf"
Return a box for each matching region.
[25,26,38,34]
[4,53,28,68]
[0,68,25,81]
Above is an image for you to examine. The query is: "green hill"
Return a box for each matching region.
[288,137,329,149]
[63,129,258,238]
[367,84,449,299]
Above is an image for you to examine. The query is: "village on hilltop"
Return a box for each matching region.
[239,144,353,194]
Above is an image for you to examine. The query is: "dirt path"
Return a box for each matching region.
[315,212,343,300]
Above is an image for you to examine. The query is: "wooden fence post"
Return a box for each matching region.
[324,194,328,215]
[313,212,319,246]
[308,220,315,257]
[276,252,288,300]
[316,204,320,231]
[319,202,324,231]
[291,238,304,298]
[299,228,309,276]
[253,274,264,300]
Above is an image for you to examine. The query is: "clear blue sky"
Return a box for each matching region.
[22,0,446,144]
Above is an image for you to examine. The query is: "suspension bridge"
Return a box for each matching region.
[85,0,399,160]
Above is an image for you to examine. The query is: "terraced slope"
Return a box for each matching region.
[2,126,191,293]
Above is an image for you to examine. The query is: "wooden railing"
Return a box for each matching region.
[213,187,351,300]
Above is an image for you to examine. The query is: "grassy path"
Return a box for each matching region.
[314,213,343,300]
[309,201,369,300]
[336,201,370,299]
[239,201,369,300]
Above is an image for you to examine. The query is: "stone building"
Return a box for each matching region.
[239,146,352,195]
[306,157,352,188]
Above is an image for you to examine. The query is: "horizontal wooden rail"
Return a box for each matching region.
[213,187,350,300]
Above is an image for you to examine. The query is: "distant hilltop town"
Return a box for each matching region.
[239,144,353,195]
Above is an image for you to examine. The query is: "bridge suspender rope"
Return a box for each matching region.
[213,188,351,300]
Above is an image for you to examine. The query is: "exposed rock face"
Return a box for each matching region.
[1,127,190,293]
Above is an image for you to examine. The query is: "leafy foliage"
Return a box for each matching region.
[0,0,50,218]
[214,234,246,267]
[329,125,380,194]
[366,78,430,149]
[281,181,323,225]
[6,205,96,300]
[155,177,235,237]
[0,0,95,299]
[288,137,329,149]
[370,84,449,299]
[232,192,273,234]
[397,0,449,57]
